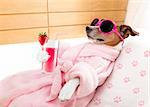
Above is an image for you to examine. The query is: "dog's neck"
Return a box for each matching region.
[104,34,122,46]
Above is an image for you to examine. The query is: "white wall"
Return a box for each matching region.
[125,0,150,29]
[125,0,150,42]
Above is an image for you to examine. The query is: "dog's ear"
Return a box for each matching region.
[118,25,139,39]
[90,18,99,26]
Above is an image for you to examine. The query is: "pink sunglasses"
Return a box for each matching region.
[91,18,124,42]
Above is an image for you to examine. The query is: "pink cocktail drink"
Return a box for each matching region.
[43,40,59,72]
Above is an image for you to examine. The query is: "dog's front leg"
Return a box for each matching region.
[58,78,80,102]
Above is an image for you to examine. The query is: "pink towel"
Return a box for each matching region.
[0,42,121,107]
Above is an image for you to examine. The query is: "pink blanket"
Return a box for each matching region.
[0,42,121,107]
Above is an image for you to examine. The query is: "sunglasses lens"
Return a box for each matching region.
[100,20,114,33]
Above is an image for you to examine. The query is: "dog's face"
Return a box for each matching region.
[86,18,139,46]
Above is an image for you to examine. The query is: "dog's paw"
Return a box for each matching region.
[58,87,73,102]
[58,78,80,102]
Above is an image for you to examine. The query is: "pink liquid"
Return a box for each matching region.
[43,47,57,72]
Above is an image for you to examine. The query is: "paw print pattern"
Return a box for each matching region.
[138,100,144,107]
[131,60,138,67]
[125,47,132,54]
[93,97,101,105]
[116,63,123,70]
[144,50,150,57]
[139,70,146,77]
[123,77,130,83]
[106,82,113,89]
[89,47,147,106]
[132,88,140,94]
[113,96,122,103]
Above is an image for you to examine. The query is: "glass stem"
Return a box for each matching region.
[42,46,44,70]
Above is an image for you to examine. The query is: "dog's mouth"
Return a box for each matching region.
[96,38,104,41]
[87,35,105,42]
[87,35,93,39]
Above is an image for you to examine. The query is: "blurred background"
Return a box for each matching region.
[0,0,149,44]
[0,0,128,44]
[126,0,150,29]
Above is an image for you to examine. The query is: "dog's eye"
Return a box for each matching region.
[101,19,104,21]
[90,18,99,26]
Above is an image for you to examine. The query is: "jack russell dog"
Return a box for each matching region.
[38,18,139,102]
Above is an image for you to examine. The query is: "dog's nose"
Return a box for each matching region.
[86,26,92,33]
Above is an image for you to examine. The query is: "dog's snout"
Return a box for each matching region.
[86,26,92,33]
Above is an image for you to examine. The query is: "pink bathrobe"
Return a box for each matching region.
[0,42,121,107]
